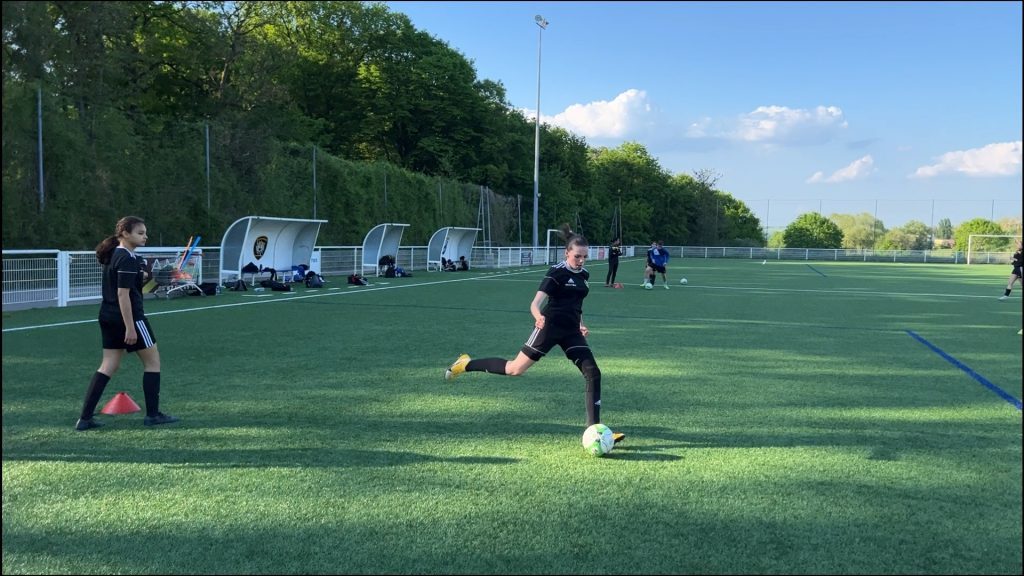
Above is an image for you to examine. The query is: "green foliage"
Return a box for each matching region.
[897,220,933,250]
[953,218,1012,252]
[829,212,885,249]
[875,220,932,251]
[767,230,786,248]
[935,218,953,239]
[782,213,843,248]
[2,0,762,249]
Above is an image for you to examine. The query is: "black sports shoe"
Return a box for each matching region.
[75,418,104,431]
[143,412,180,427]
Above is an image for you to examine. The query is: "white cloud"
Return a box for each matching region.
[911,141,1022,178]
[732,105,848,145]
[528,97,847,151]
[807,155,875,184]
[535,89,653,139]
[686,117,713,138]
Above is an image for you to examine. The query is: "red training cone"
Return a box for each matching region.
[613,283,624,289]
[101,392,142,415]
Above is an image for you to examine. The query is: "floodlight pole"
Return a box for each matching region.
[532,15,548,250]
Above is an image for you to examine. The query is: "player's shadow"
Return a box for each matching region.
[604,445,683,461]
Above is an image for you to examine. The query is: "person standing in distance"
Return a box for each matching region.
[444,224,624,444]
[605,238,622,287]
[999,239,1022,301]
[76,216,180,431]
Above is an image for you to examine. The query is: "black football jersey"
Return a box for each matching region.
[538,261,589,327]
[99,246,146,322]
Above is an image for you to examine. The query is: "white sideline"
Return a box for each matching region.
[1,268,542,333]
[2,266,1014,333]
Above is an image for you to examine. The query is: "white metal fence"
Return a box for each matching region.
[3,245,1014,311]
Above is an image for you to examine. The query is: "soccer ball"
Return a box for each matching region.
[643,282,653,290]
[680,278,688,284]
[582,423,615,456]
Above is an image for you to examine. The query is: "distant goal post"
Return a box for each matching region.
[966,234,1021,265]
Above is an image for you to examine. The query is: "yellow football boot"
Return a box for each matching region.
[445,354,471,381]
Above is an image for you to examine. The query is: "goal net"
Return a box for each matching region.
[967,234,1021,265]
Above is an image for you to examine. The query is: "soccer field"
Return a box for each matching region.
[2,258,1021,574]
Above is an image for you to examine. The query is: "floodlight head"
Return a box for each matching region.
[535,15,548,29]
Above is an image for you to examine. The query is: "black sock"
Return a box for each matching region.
[1006,288,1012,296]
[80,372,111,419]
[575,358,601,426]
[142,372,161,417]
[466,358,508,375]
[585,379,600,426]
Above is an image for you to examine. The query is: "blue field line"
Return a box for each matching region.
[905,330,1022,410]
[805,264,828,277]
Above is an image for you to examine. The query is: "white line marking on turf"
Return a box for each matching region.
[2,267,1006,333]
[1,269,543,333]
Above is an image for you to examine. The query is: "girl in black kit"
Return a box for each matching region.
[75,216,179,431]
[999,239,1022,301]
[605,238,622,287]
[445,224,623,443]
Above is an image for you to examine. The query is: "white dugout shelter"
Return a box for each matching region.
[427,227,480,271]
[219,216,327,283]
[362,223,409,276]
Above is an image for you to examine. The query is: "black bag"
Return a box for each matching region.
[348,274,369,285]
[305,271,324,288]
[260,279,291,291]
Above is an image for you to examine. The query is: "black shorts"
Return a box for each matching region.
[521,322,590,362]
[100,317,157,352]
[648,264,667,274]
[1013,266,1022,278]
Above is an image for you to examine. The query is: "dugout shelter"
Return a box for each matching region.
[362,223,410,276]
[427,227,480,271]
[219,216,327,284]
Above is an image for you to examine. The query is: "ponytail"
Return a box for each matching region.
[95,236,119,265]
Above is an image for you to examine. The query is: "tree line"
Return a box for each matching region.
[770,213,1020,252]
[2,0,764,250]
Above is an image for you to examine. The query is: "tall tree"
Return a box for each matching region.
[953,218,1010,252]
[829,212,885,249]
[783,213,843,248]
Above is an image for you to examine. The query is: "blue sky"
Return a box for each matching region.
[387,1,1022,231]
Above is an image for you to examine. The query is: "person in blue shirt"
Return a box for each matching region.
[644,240,671,289]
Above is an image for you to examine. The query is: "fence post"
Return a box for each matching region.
[57,251,69,307]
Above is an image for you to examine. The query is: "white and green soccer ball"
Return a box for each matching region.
[680,278,688,284]
[582,423,615,456]
[643,282,653,290]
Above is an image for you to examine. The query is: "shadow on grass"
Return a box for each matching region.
[605,445,684,461]
[2,445,519,468]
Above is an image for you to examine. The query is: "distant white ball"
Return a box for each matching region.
[581,423,615,456]
[644,282,653,290]
[680,278,688,284]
